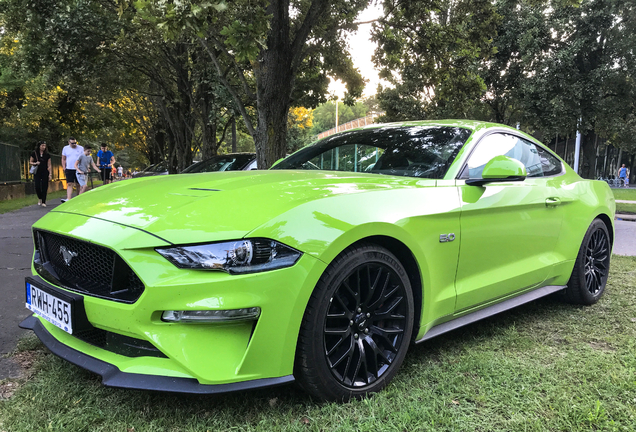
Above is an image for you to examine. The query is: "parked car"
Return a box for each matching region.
[181,153,257,173]
[22,120,614,401]
[132,161,169,178]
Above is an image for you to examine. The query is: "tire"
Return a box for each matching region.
[295,243,414,401]
[562,219,611,305]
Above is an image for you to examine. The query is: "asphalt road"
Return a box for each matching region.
[614,219,636,256]
[1,201,635,379]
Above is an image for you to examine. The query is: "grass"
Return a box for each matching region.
[1,256,635,431]
[0,180,105,214]
[612,188,636,201]
[616,202,636,215]
[0,189,67,214]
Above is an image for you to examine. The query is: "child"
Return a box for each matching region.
[74,145,101,195]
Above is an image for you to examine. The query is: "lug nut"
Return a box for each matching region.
[349,320,354,325]
[366,313,371,318]
[364,329,369,334]
[357,308,362,313]
[354,333,359,339]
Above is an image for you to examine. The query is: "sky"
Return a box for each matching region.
[327,4,386,100]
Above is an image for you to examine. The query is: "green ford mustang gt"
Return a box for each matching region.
[21,120,615,401]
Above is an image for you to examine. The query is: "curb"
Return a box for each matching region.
[615,213,636,221]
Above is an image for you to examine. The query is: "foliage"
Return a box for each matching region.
[287,106,314,152]
[127,0,370,168]
[372,0,636,177]
[372,0,499,122]
[0,0,242,172]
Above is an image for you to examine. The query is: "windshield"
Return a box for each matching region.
[147,162,168,173]
[273,126,472,179]
[182,154,255,173]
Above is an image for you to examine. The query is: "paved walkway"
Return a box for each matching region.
[0,201,62,378]
[1,199,636,379]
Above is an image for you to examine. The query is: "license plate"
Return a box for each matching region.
[26,282,73,334]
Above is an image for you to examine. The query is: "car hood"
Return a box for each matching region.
[53,170,433,244]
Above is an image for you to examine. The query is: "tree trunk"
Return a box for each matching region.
[579,131,597,179]
[254,79,292,168]
[253,0,295,169]
[254,65,294,169]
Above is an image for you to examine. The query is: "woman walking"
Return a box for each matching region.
[30,141,52,207]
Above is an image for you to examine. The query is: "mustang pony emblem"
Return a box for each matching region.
[59,246,78,266]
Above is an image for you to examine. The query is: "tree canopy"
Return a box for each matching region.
[128,0,370,167]
[1,0,634,177]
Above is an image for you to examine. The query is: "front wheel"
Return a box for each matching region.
[562,219,611,305]
[295,244,414,401]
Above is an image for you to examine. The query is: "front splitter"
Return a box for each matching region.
[19,315,294,394]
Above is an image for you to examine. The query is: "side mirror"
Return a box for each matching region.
[466,155,527,186]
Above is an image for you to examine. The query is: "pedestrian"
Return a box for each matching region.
[74,145,101,195]
[96,143,116,184]
[61,137,84,202]
[111,165,117,179]
[618,164,628,188]
[117,164,123,179]
[29,141,52,207]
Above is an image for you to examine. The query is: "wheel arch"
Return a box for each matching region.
[595,213,614,247]
[347,235,423,338]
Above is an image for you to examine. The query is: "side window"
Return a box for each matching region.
[465,133,543,178]
[535,146,563,176]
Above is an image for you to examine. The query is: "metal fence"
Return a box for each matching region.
[1,142,65,184]
[315,115,379,140]
[0,142,22,184]
[47,154,64,182]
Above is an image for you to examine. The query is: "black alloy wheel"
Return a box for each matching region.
[562,219,611,305]
[584,228,610,295]
[295,244,414,401]
[325,263,408,387]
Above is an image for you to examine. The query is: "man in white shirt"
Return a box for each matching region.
[61,137,84,202]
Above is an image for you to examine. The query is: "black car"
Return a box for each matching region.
[132,162,169,178]
[181,153,257,173]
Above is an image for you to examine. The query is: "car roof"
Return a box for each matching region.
[352,119,514,134]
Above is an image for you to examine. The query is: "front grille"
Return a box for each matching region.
[74,327,167,358]
[34,230,145,303]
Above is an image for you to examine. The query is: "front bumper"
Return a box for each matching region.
[25,211,328,392]
[19,315,294,393]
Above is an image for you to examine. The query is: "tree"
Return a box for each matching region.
[0,0,241,172]
[519,0,636,178]
[130,0,368,168]
[287,106,314,152]
[372,0,499,121]
[473,0,551,125]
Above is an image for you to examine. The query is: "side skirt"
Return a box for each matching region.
[415,285,566,343]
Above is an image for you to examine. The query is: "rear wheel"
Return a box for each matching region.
[295,244,414,401]
[562,219,611,305]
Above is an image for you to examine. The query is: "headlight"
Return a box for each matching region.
[155,239,302,274]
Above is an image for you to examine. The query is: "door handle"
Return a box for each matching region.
[545,197,561,207]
